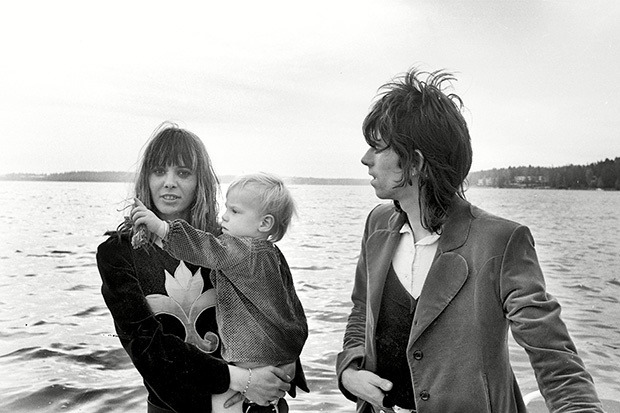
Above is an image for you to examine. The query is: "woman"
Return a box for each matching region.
[97,122,306,413]
[336,69,603,412]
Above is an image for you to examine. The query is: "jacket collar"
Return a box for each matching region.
[437,195,473,253]
[385,195,473,250]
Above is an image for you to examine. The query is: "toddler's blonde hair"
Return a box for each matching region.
[227,173,296,242]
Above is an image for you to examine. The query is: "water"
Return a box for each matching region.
[1,182,619,412]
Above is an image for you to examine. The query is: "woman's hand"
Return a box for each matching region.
[341,366,393,407]
[227,365,292,407]
[131,198,168,239]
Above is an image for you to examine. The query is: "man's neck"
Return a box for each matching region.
[398,197,433,243]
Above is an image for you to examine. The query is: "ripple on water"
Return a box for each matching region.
[290,265,333,271]
[72,306,103,317]
[0,383,146,413]
[566,283,600,293]
[65,284,96,292]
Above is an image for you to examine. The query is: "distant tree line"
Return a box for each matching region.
[0,171,368,185]
[3,159,619,189]
[468,157,620,190]
[0,171,135,182]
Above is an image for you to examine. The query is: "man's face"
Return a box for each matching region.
[361,137,411,201]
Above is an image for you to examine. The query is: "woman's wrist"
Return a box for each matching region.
[228,365,251,393]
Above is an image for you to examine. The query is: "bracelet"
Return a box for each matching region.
[241,368,252,397]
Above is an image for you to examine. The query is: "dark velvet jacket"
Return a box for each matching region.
[97,233,307,412]
[336,197,603,413]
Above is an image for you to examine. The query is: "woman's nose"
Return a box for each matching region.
[163,171,177,188]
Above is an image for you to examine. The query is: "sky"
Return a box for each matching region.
[1,0,619,179]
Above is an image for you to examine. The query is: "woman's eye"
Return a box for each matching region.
[152,167,166,175]
[178,169,192,178]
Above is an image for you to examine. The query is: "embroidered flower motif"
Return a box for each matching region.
[146,261,219,353]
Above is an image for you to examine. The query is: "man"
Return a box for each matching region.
[336,68,603,412]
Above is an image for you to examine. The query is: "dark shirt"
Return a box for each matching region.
[375,265,417,409]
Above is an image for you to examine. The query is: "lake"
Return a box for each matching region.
[1,182,619,412]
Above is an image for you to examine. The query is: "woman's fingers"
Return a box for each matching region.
[246,366,290,405]
[223,392,244,408]
[270,365,293,384]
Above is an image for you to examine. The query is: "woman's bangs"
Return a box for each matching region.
[147,134,198,170]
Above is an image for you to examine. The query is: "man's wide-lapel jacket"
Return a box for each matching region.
[336,197,603,413]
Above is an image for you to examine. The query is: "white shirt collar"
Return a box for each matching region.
[399,222,440,246]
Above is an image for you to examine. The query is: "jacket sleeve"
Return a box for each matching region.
[96,236,230,411]
[335,211,372,402]
[163,219,249,270]
[500,225,604,412]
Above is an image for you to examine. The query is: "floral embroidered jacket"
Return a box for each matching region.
[97,232,228,412]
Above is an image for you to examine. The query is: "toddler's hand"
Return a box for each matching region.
[131,198,168,239]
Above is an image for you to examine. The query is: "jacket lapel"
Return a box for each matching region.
[409,197,473,344]
[366,210,406,336]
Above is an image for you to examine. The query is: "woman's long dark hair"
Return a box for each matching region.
[363,68,472,233]
[118,122,220,237]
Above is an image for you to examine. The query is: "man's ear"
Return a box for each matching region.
[407,150,426,184]
[413,149,425,174]
[258,214,275,233]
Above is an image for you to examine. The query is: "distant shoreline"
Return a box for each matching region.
[0,172,369,186]
[2,157,619,190]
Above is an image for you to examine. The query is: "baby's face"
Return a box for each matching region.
[221,187,266,239]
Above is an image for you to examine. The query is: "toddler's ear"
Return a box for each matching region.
[258,214,275,233]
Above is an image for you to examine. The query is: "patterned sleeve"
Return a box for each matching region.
[163,220,252,270]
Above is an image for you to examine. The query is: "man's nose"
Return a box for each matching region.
[361,148,373,166]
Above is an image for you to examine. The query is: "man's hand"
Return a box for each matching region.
[341,366,393,407]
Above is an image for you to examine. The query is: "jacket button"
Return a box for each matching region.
[420,390,430,401]
[413,350,423,360]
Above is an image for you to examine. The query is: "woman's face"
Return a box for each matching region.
[148,164,197,221]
